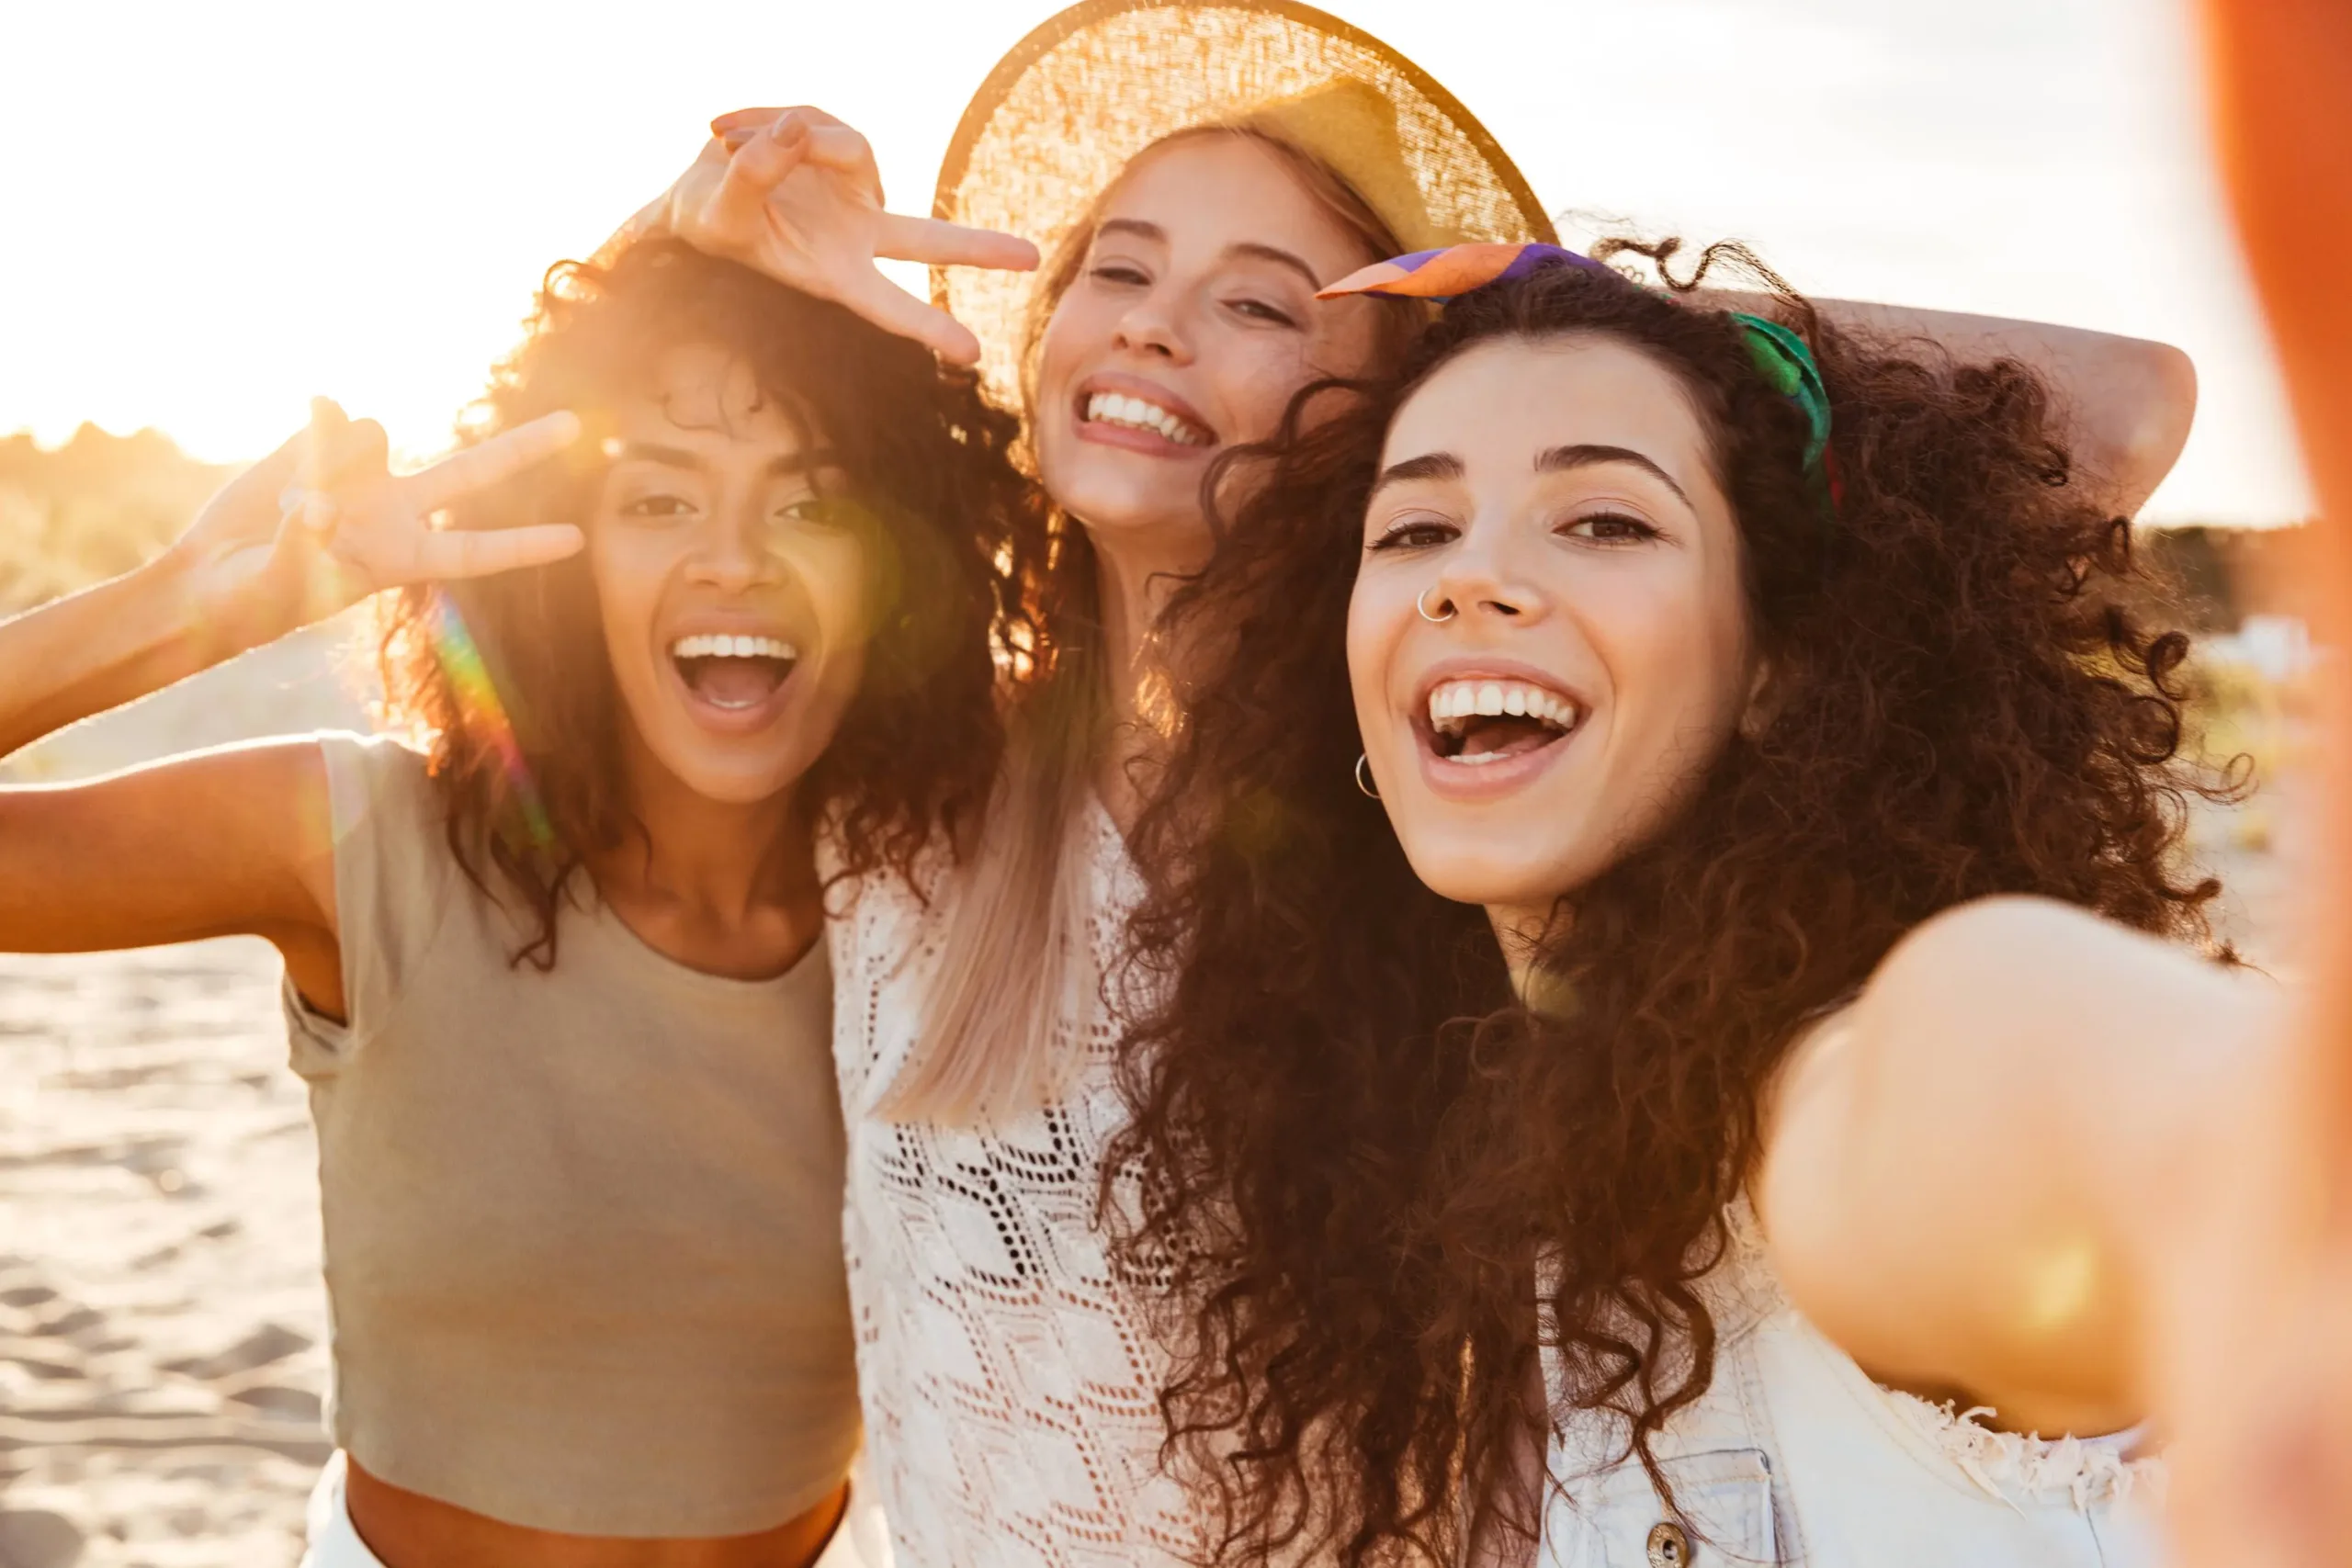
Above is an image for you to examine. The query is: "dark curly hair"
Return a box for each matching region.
[376,239,1049,964]
[1107,242,2235,1564]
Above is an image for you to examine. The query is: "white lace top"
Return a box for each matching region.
[824,803,1198,1568]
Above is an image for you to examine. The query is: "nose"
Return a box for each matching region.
[684,501,784,593]
[1112,282,1193,365]
[1425,525,1545,626]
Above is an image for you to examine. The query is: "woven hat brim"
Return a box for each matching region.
[933,0,1555,402]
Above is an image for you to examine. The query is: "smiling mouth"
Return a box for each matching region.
[670,633,799,712]
[1080,389,1216,446]
[1426,677,1585,765]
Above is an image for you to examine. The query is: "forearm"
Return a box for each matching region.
[1709,291,2196,514]
[1758,897,2275,1431]
[0,553,254,761]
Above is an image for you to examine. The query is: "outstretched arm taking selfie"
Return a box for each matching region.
[2175,3,2352,1562]
[0,404,581,1010]
[1756,895,2281,1438]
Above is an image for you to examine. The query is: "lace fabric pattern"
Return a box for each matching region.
[824,808,1201,1568]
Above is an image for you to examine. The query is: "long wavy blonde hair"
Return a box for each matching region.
[877,122,1417,1124]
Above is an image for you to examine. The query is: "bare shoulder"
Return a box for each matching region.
[1871,895,2245,1025]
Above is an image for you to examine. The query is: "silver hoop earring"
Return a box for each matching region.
[1354,753,1381,799]
[1417,586,1456,623]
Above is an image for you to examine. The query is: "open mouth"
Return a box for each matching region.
[1426,677,1584,765]
[669,632,799,713]
[1079,389,1216,447]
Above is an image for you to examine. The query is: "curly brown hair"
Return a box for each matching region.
[1107,243,2235,1564]
[376,239,1050,965]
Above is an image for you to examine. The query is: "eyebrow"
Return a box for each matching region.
[1367,451,1467,501]
[610,440,839,478]
[1092,220,1324,291]
[1367,445,1693,507]
[1535,444,1691,507]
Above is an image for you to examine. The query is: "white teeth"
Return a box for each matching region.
[670,633,799,661]
[1424,679,1582,737]
[1083,389,1212,446]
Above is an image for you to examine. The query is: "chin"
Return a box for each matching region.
[1039,457,1196,536]
[645,736,806,807]
[1400,837,1586,916]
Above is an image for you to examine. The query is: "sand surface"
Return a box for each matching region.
[0,629,361,1567]
[0,623,2302,1568]
[0,940,326,1568]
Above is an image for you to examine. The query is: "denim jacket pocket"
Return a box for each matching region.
[1563,1446,1779,1568]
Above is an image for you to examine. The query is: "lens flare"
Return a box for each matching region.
[428,592,553,850]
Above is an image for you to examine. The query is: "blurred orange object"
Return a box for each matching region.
[2183,5,2352,1564]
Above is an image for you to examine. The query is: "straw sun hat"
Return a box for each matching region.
[932,0,1556,400]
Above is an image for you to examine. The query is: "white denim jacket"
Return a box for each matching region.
[1537,1208,2163,1568]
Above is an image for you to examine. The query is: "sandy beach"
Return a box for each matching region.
[0,619,2305,1568]
[0,629,361,1567]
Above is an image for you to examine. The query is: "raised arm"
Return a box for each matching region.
[1710,293,2197,514]
[1753,895,2278,1438]
[1826,300,2194,514]
[0,404,582,1010]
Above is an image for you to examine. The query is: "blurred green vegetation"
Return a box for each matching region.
[0,426,232,615]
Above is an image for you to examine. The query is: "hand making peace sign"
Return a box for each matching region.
[167,399,584,654]
[626,107,1039,366]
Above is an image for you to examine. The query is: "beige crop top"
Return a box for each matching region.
[281,732,859,1537]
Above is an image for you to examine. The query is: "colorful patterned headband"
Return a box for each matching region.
[1319,242,1838,507]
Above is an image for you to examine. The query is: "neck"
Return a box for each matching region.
[585,732,820,975]
[1086,518,1214,829]
[1489,902,1562,1003]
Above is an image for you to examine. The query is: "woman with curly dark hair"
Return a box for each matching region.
[1113,243,2276,1567]
[0,238,1043,1568]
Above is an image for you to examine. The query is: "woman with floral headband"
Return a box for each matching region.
[1109,238,2276,1566]
[622,1,2204,1561]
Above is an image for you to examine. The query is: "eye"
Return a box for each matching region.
[1367,512,1459,553]
[1089,262,1149,288]
[1227,297,1299,328]
[618,491,695,521]
[776,495,849,528]
[1556,509,1662,545]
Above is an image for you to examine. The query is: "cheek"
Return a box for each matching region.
[1216,342,1319,446]
[1345,582,1405,734]
[1593,577,1754,791]
[586,532,657,653]
[800,534,876,662]
[1035,291,1095,394]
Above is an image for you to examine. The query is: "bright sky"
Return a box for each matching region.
[0,0,2312,524]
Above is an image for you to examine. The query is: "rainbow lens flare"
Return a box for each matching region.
[428,592,554,850]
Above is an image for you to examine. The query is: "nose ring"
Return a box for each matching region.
[1417,586,1456,623]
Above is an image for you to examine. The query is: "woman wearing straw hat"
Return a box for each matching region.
[628,3,2199,1562]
